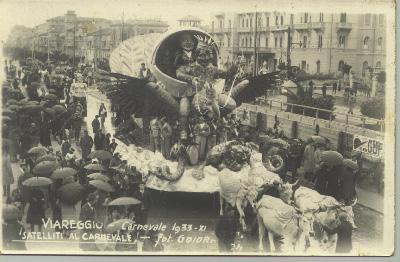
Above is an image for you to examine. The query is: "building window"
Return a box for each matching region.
[241,38,244,47]
[319,13,324,22]
[302,36,307,48]
[362,61,368,76]
[279,37,282,48]
[281,16,284,25]
[242,19,244,28]
[245,37,248,47]
[266,37,269,47]
[376,61,381,69]
[250,36,252,45]
[338,60,344,71]
[275,16,278,25]
[274,37,278,47]
[339,35,346,48]
[219,20,223,29]
[250,18,252,28]
[227,36,231,47]
[229,20,231,28]
[377,37,383,50]
[258,36,261,46]
[290,14,294,24]
[364,14,371,25]
[363,36,370,49]
[212,21,214,31]
[316,60,321,73]
[301,60,306,70]
[318,35,323,48]
[246,19,249,27]
[258,17,262,27]
[378,14,384,25]
[304,13,308,23]
[266,17,269,27]
[340,13,347,23]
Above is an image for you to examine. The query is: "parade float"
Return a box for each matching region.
[100,27,283,194]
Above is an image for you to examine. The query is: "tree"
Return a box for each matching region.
[360,96,385,119]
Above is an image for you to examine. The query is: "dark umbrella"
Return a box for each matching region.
[89,180,114,192]
[51,167,77,180]
[52,105,67,115]
[7,105,20,111]
[44,94,58,101]
[321,151,344,167]
[84,163,105,171]
[6,99,18,105]
[28,146,48,155]
[22,176,53,187]
[57,182,84,205]
[35,154,57,163]
[44,108,56,118]
[2,116,12,122]
[87,173,110,182]
[107,197,141,206]
[2,109,16,117]
[88,150,113,161]
[33,161,59,176]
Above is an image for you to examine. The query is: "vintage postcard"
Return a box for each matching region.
[0,0,395,256]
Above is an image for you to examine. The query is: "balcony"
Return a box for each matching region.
[211,27,232,34]
[270,25,289,32]
[294,23,311,31]
[238,46,275,53]
[336,22,353,31]
[310,22,325,30]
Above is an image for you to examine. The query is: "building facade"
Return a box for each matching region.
[209,12,386,77]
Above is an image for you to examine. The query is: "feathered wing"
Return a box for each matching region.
[96,70,179,118]
[230,71,280,106]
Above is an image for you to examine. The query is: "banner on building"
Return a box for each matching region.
[353,135,384,159]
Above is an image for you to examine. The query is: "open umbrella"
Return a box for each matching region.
[281,80,298,88]
[33,161,58,176]
[51,167,77,180]
[88,150,113,161]
[321,151,344,167]
[311,136,326,145]
[22,176,53,187]
[107,197,141,206]
[2,116,12,122]
[84,163,105,171]
[44,94,58,101]
[87,173,110,182]
[52,105,67,115]
[3,205,20,221]
[28,146,48,155]
[20,104,43,114]
[105,219,134,233]
[2,109,16,117]
[36,154,56,163]
[7,105,20,111]
[44,108,56,117]
[6,99,18,105]
[89,180,114,192]
[343,159,359,170]
[57,182,84,205]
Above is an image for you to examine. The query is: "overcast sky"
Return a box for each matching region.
[0,0,394,44]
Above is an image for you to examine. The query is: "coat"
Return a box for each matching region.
[2,154,14,186]
[302,144,315,174]
[2,220,26,250]
[94,133,106,150]
[91,118,100,133]
[339,168,356,204]
[80,134,93,159]
[26,190,46,225]
[324,221,353,253]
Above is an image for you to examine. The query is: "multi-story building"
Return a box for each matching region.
[209,12,386,77]
[178,15,202,28]
[85,19,169,63]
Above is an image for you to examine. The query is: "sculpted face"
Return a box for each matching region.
[180,34,195,51]
[195,45,214,66]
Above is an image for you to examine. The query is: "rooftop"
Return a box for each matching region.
[178,15,202,22]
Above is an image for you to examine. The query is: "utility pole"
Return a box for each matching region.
[253,11,258,76]
[47,30,50,62]
[121,11,125,42]
[73,21,76,66]
[287,26,291,68]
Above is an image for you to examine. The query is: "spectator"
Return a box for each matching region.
[105,133,111,151]
[323,212,353,253]
[94,131,106,150]
[91,115,101,134]
[61,139,71,159]
[26,189,46,232]
[302,139,315,180]
[2,206,27,250]
[133,183,152,226]
[98,103,107,129]
[348,92,356,115]
[79,193,99,251]
[29,123,40,147]
[109,138,118,154]
[138,63,152,81]
[72,101,84,141]
[332,81,337,94]
[79,130,94,161]
[2,148,14,199]
[215,206,238,253]
[322,83,327,97]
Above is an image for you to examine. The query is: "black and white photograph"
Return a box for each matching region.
[0,0,396,256]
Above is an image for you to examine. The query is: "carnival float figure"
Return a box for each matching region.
[100,28,278,141]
